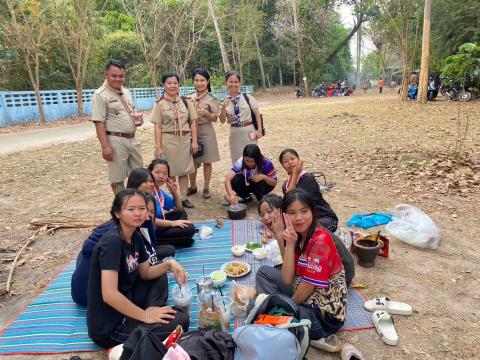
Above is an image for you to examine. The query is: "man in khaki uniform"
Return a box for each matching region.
[91,59,144,194]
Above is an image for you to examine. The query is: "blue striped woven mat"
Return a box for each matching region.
[0,219,372,355]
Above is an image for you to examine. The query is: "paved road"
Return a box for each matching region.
[0,120,152,156]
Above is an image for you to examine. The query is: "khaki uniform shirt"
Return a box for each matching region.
[224,93,258,124]
[188,92,220,125]
[150,95,198,133]
[91,81,136,134]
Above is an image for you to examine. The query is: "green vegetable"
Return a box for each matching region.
[246,242,262,250]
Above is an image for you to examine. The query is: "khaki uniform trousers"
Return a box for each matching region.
[107,135,143,183]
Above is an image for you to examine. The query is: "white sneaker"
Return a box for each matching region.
[107,343,124,360]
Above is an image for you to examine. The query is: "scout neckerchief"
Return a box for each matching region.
[104,81,136,128]
[153,187,166,220]
[229,92,242,125]
[163,93,184,139]
[285,170,307,190]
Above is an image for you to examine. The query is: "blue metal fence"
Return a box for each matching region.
[0,85,254,127]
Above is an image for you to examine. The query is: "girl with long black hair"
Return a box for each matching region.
[224,144,277,204]
[255,190,347,348]
[87,190,189,349]
[186,68,220,199]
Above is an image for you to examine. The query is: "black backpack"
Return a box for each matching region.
[178,328,236,360]
[119,324,168,360]
[243,93,265,136]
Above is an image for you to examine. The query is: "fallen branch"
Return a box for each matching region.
[30,219,102,230]
[6,226,47,293]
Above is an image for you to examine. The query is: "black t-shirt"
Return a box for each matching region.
[87,227,148,341]
[283,173,338,222]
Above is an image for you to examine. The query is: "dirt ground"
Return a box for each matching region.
[1,89,479,360]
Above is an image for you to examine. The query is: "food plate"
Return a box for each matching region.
[221,261,251,278]
[245,242,263,252]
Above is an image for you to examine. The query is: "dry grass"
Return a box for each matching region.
[0,90,479,359]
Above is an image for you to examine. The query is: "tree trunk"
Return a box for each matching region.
[76,79,84,116]
[355,21,361,87]
[326,14,363,64]
[24,54,46,124]
[401,62,409,101]
[208,0,230,72]
[278,53,283,86]
[290,0,307,96]
[293,60,296,86]
[418,0,432,104]
[253,30,266,89]
[266,73,271,88]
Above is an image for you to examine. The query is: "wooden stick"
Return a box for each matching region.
[30,219,101,229]
[6,226,46,293]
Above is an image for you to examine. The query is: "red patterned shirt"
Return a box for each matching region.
[294,226,347,321]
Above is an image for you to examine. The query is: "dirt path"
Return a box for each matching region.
[0,91,479,360]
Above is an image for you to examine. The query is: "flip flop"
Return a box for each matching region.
[186,186,197,196]
[341,343,365,360]
[310,334,342,352]
[364,297,412,315]
[372,310,398,345]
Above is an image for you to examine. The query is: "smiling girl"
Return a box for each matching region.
[151,72,198,208]
[87,190,189,349]
[254,190,347,348]
[279,148,338,232]
[219,71,263,164]
[187,68,220,199]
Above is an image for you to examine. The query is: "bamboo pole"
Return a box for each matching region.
[418,0,432,104]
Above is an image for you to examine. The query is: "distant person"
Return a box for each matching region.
[362,79,369,94]
[391,80,397,92]
[187,68,220,200]
[219,71,263,164]
[91,59,144,194]
[378,78,385,94]
[409,72,418,86]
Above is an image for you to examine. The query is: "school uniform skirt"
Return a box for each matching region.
[229,124,257,164]
[162,133,195,177]
[194,122,220,166]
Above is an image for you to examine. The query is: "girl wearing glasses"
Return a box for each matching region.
[219,70,263,164]
[224,144,277,204]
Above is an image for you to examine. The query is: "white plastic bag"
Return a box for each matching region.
[385,204,441,249]
[198,225,213,240]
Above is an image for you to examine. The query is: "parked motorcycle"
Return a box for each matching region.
[444,84,472,102]
[427,79,440,101]
[295,86,305,98]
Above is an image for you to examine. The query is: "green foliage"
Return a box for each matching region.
[431,0,480,68]
[441,43,480,87]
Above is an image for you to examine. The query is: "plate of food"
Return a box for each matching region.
[221,261,251,278]
[245,242,263,252]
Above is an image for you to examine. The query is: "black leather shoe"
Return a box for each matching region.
[182,199,195,208]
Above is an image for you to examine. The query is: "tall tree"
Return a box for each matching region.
[53,0,98,116]
[417,0,431,104]
[2,0,53,124]
[380,0,422,100]
[208,0,230,72]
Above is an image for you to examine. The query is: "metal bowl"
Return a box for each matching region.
[227,203,247,220]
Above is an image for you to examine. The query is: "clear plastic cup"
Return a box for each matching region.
[172,284,193,314]
[213,294,233,332]
[196,276,213,294]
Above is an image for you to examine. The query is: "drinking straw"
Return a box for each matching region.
[203,265,206,280]
[376,230,381,242]
[175,278,183,298]
[211,293,214,310]
[218,285,226,306]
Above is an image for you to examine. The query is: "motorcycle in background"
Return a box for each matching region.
[444,84,472,102]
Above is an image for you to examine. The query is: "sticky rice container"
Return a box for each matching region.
[252,248,268,260]
[232,245,246,257]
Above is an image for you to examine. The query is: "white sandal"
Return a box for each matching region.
[364,296,412,315]
[372,310,398,345]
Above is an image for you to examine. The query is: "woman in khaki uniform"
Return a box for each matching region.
[219,71,263,164]
[151,72,198,209]
[187,68,220,199]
